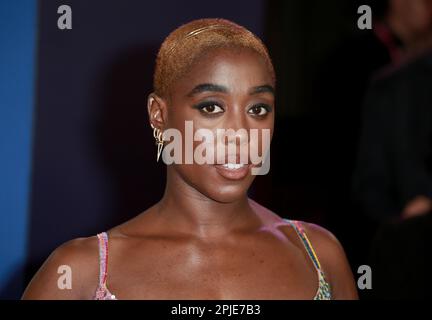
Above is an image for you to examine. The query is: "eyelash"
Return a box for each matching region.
[193,101,272,117]
[248,104,272,116]
[194,102,224,116]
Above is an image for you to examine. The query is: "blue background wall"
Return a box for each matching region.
[0,0,37,299]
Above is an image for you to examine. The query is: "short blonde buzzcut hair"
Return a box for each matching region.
[153,18,276,98]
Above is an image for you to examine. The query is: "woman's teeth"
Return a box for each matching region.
[222,163,246,170]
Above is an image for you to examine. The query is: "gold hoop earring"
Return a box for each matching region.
[151,125,164,162]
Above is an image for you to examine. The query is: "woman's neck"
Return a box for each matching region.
[155,168,259,240]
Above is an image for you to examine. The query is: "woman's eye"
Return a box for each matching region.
[197,103,224,114]
[248,105,270,116]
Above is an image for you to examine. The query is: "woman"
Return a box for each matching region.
[22,18,358,300]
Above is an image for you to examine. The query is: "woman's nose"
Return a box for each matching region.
[225,105,249,141]
[228,101,250,126]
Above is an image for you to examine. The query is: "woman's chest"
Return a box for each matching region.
[105,239,319,299]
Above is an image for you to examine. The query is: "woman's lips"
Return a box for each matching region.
[213,163,251,180]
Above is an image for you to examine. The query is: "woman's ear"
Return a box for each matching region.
[147,93,168,130]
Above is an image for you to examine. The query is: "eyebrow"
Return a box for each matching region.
[186,83,275,97]
[186,83,228,97]
[249,85,275,95]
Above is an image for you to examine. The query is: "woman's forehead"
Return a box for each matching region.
[174,48,274,95]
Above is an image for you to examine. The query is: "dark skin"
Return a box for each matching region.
[22,47,358,300]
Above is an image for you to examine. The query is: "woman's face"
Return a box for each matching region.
[160,47,275,203]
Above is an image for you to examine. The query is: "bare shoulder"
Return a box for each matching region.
[22,236,100,300]
[300,222,341,253]
[299,221,359,300]
[247,200,359,300]
[248,198,285,224]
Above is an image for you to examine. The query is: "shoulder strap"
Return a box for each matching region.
[283,219,323,271]
[96,232,109,287]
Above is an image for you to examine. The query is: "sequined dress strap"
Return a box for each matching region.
[93,232,116,300]
[284,219,332,300]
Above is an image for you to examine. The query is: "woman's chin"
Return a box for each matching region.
[173,164,255,202]
[202,183,250,203]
